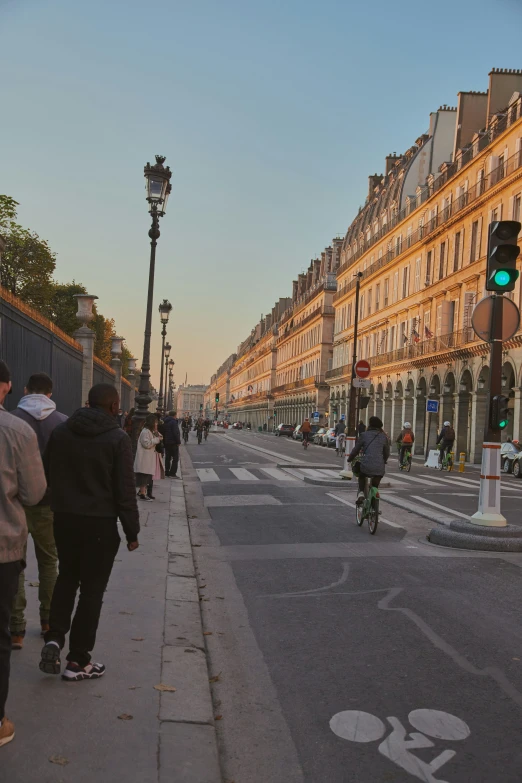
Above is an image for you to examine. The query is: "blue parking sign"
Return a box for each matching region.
[426,399,439,413]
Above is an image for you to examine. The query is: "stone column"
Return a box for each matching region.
[110,336,124,400]
[73,294,98,406]
[126,357,137,409]
[512,388,522,442]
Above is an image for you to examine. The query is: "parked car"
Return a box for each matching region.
[313,427,327,445]
[293,425,302,440]
[501,440,522,474]
[275,423,295,437]
[322,427,336,447]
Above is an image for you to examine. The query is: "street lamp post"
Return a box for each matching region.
[168,360,174,410]
[162,344,171,413]
[156,299,172,415]
[132,155,172,448]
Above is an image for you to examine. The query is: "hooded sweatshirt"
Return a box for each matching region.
[44,407,140,543]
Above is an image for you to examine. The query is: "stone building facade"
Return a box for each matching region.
[327,68,522,462]
[175,383,208,418]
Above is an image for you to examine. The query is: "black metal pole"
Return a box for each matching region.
[163,354,169,414]
[132,207,160,449]
[347,272,363,438]
[157,323,167,415]
[484,293,503,443]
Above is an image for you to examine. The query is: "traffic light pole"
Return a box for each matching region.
[340,272,362,478]
[471,293,507,526]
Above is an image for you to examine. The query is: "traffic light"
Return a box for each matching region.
[273,410,277,418]
[491,394,510,430]
[215,393,220,403]
[486,220,521,292]
[200,403,203,411]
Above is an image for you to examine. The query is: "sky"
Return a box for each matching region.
[1,0,522,391]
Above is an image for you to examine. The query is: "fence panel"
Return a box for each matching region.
[0,292,83,415]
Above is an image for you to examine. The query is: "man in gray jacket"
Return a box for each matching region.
[0,361,46,747]
[10,373,67,648]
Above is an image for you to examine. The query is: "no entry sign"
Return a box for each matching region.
[355,360,371,379]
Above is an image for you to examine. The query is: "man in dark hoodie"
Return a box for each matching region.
[163,410,181,478]
[39,383,139,682]
[10,373,67,649]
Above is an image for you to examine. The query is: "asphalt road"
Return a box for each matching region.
[182,428,522,783]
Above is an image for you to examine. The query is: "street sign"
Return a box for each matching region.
[340,414,346,421]
[355,360,371,379]
[352,377,371,388]
[313,412,320,422]
[471,295,520,342]
[426,399,439,413]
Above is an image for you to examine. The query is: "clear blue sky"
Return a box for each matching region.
[1,0,521,390]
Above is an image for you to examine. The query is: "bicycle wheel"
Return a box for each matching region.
[406,455,412,472]
[356,498,364,526]
[368,497,379,535]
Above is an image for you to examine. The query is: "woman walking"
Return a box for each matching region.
[134,414,164,502]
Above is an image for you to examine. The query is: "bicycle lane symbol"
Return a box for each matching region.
[330,708,470,783]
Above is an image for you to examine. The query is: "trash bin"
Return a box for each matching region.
[258,426,262,432]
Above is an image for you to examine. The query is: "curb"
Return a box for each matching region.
[428,519,522,551]
[158,473,222,783]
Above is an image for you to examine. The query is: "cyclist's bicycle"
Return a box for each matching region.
[197,429,203,445]
[204,428,209,441]
[398,444,412,472]
[337,433,346,457]
[355,475,379,535]
[182,429,189,444]
[437,446,453,471]
[303,433,310,449]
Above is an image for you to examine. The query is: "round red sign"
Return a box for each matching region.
[355,359,371,379]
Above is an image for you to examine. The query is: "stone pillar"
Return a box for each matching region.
[470,392,488,463]
[73,294,98,406]
[110,336,124,400]
[126,357,137,409]
[512,388,522,442]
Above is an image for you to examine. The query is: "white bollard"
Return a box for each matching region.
[471,442,507,526]
[339,436,356,479]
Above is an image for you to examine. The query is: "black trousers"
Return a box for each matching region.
[358,473,383,493]
[0,561,22,721]
[45,514,120,667]
[165,444,179,476]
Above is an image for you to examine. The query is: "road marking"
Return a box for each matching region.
[411,495,471,520]
[222,435,301,463]
[204,494,281,507]
[388,473,439,486]
[259,467,298,481]
[196,468,219,482]
[326,492,403,528]
[330,711,385,742]
[229,467,259,481]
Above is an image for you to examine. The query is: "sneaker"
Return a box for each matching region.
[39,641,61,674]
[41,623,50,636]
[11,635,24,650]
[147,493,156,500]
[62,661,105,681]
[0,717,15,747]
[172,475,181,480]
[138,494,153,502]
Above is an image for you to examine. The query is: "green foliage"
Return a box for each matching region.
[91,311,116,364]
[48,281,88,335]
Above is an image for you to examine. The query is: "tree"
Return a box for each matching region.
[91,311,116,364]
[48,281,87,335]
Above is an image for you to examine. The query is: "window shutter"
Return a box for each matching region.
[477,217,482,260]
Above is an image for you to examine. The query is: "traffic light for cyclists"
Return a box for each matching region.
[486,221,521,292]
[491,394,510,430]
[200,403,203,410]
[215,393,220,403]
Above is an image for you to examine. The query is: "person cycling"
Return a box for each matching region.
[334,418,346,455]
[348,415,390,500]
[396,422,415,467]
[181,415,191,443]
[203,418,211,439]
[195,416,205,444]
[437,421,455,465]
[300,418,312,445]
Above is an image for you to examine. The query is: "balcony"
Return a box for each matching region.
[336,100,522,286]
[325,363,351,380]
[277,306,335,344]
[271,374,326,394]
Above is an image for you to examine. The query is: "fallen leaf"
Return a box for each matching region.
[513,657,520,661]
[28,581,39,587]
[184,649,197,654]
[118,713,133,721]
[119,611,133,615]
[215,715,223,721]
[203,631,213,636]
[92,694,103,699]
[131,637,144,641]
[209,672,221,683]
[217,597,224,600]
[199,585,207,589]
[154,684,176,692]
[49,755,69,766]
[128,686,141,690]
[193,544,202,547]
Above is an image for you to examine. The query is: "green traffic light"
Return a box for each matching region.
[494,270,511,286]
[499,419,509,429]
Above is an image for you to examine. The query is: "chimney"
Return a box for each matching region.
[292,280,298,303]
[331,238,343,272]
[306,265,313,291]
[487,68,522,119]
[368,173,383,198]
[385,153,400,175]
[313,258,321,284]
[453,91,488,157]
[298,274,306,297]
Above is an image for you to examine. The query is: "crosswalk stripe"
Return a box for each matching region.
[410,495,471,520]
[259,467,298,481]
[387,473,438,486]
[299,468,332,478]
[196,468,219,482]
[229,467,259,481]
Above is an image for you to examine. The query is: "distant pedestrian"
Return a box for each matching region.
[10,372,67,650]
[0,361,46,745]
[123,407,135,435]
[134,414,164,501]
[163,410,181,479]
[357,421,367,435]
[39,383,140,682]
[116,408,124,427]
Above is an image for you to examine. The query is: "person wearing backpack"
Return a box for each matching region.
[396,422,415,467]
[437,421,455,466]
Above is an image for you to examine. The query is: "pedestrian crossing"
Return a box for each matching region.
[195,466,299,483]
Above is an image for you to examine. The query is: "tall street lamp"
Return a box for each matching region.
[168,360,175,410]
[132,155,172,447]
[156,299,172,415]
[163,344,171,414]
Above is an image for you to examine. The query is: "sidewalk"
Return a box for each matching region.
[2,476,221,783]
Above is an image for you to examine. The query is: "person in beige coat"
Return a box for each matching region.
[134,414,163,502]
[0,360,46,747]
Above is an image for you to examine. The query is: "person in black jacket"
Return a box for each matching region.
[163,410,181,479]
[39,383,140,682]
